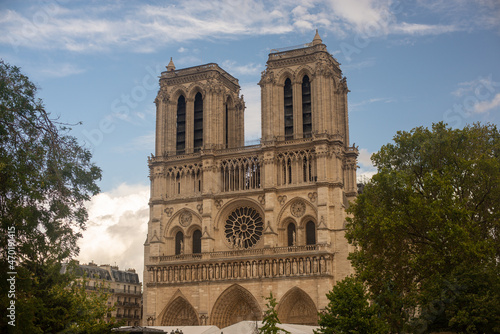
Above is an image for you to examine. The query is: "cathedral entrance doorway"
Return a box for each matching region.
[210,284,262,328]
[161,296,200,326]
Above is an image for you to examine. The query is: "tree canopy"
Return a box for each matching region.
[346,122,500,333]
[0,60,107,333]
[315,275,388,334]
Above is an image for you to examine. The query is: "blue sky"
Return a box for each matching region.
[2,0,499,278]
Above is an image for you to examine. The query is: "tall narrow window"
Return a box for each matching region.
[175,231,184,255]
[284,78,293,140]
[224,104,229,148]
[287,223,296,246]
[193,229,202,254]
[302,76,312,138]
[176,95,186,154]
[306,221,316,245]
[194,92,203,152]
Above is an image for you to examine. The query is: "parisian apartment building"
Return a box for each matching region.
[61,261,142,326]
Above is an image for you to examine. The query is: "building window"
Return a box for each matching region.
[302,75,312,138]
[287,223,296,246]
[176,95,186,154]
[284,78,293,140]
[193,229,202,254]
[194,92,203,152]
[175,231,184,255]
[225,207,264,249]
[306,221,316,245]
[224,103,229,148]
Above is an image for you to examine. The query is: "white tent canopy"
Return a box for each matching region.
[133,321,319,334]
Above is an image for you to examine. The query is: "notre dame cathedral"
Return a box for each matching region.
[143,31,358,328]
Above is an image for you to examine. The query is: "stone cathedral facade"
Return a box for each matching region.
[143,31,358,328]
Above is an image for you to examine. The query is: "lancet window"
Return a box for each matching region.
[176,95,186,154]
[194,92,203,152]
[287,222,296,247]
[284,78,293,140]
[224,103,229,148]
[277,150,316,186]
[192,229,202,254]
[302,76,312,138]
[220,156,261,192]
[165,164,203,198]
[306,221,316,245]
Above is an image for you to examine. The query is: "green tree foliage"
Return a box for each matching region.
[260,292,290,334]
[346,122,500,333]
[0,60,106,333]
[315,276,388,334]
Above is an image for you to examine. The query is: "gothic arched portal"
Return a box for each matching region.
[277,287,318,325]
[161,296,200,326]
[210,284,262,328]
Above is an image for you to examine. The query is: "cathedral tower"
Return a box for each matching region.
[144,31,358,328]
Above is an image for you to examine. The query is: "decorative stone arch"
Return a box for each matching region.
[300,215,317,245]
[225,93,235,107]
[170,87,188,103]
[214,197,264,230]
[276,69,295,86]
[165,208,202,236]
[187,84,205,100]
[298,214,317,229]
[295,65,315,83]
[159,291,200,326]
[210,284,262,328]
[277,197,316,226]
[277,287,318,325]
[276,197,316,247]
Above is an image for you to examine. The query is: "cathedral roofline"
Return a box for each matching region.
[160,62,239,86]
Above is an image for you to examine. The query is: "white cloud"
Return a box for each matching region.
[473,92,500,114]
[1,0,491,54]
[452,75,500,97]
[326,0,393,34]
[450,76,500,114]
[78,183,149,283]
[350,97,395,111]
[415,0,500,31]
[357,148,377,182]
[221,60,263,76]
[37,63,86,78]
[391,22,457,35]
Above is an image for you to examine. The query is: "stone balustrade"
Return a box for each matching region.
[147,245,333,285]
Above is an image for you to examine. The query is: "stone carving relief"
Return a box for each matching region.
[258,194,265,205]
[291,200,306,218]
[179,211,192,227]
[164,207,174,217]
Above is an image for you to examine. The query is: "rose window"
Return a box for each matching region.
[225,207,263,249]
